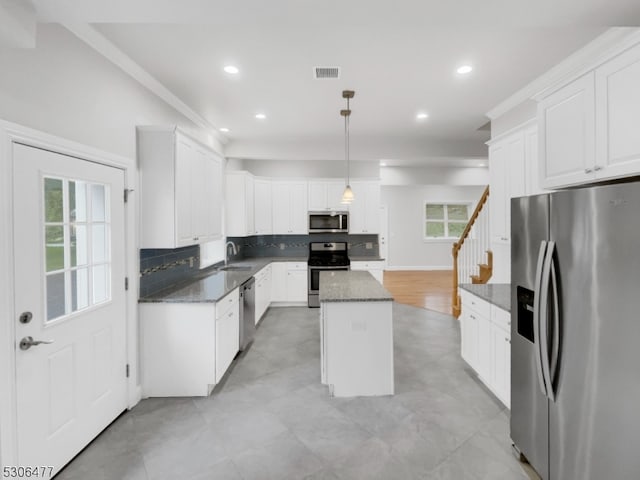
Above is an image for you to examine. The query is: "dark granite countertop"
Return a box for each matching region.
[139,257,306,303]
[350,256,385,262]
[459,283,511,312]
[319,271,393,303]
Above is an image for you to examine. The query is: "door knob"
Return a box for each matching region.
[19,336,53,350]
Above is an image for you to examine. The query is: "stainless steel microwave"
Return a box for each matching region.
[308,211,349,233]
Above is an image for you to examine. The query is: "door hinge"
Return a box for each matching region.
[125,277,129,291]
[126,364,130,378]
[124,188,133,203]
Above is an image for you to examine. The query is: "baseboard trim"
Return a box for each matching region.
[385,266,452,271]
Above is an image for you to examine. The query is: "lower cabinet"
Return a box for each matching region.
[272,262,308,303]
[460,290,511,408]
[350,260,384,284]
[140,288,240,397]
[254,264,272,323]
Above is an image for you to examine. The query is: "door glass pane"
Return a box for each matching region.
[91,184,107,222]
[69,180,87,222]
[46,272,66,320]
[70,225,88,267]
[447,205,469,221]
[91,224,108,263]
[44,178,63,223]
[45,225,65,271]
[71,268,89,311]
[92,265,109,304]
[426,204,444,220]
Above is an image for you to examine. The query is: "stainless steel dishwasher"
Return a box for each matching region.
[239,277,256,351]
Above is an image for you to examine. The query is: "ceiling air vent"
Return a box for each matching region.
[314,66,340,79]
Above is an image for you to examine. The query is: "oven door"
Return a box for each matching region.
[308,266,350,307]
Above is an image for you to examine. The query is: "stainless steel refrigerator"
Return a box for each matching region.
[511,180,640,480]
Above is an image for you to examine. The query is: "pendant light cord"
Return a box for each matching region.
[345,96,350,185]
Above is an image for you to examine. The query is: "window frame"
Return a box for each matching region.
[423,202,471,241]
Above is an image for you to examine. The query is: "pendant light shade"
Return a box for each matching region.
[341,90,355,204]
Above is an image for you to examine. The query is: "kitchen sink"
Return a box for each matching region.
[218,265,254,271]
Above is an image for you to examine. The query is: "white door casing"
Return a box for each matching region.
[12,143,128,475]
[379,205,388,268]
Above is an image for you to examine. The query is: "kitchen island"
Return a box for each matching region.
[319,270,394,397]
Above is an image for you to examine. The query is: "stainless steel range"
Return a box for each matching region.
[308,242,350,308]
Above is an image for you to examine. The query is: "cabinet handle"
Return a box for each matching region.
[470,314,476,320]
[585,168,593,174]
[228,311,233,318]
[594,165,603,171]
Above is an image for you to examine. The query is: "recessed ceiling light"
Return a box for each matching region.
[380,161,387,167]
[478,163,486,167]
[255,113,266,120]
[219,127,230,133]
[223,65,239,74]
[457,65,473,75]
[416,113,429,120]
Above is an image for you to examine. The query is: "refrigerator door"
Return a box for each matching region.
[549,182,640,480]
[510,194,550,480]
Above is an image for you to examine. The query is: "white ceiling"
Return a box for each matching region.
[33,0,640,165]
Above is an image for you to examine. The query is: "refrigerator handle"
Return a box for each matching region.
[533,241,548,397]
[548,254,560,400]
[539,241,556,402]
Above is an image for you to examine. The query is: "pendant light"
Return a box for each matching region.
[341,90,355,204]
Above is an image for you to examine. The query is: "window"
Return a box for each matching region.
[44,176,111,321]
[424,203,470,239]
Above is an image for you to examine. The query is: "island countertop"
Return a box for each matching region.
[319,270,394,303]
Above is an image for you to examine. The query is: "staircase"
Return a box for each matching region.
[452,185,492,318]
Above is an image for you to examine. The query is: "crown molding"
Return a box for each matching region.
[60,22,228,146]
[486,27,640,120]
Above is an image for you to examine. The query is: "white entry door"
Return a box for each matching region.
[12,143,128,475]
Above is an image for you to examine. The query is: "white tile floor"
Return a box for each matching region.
[56,303,535,480]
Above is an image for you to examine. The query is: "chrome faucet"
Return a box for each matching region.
[225,241,238,266]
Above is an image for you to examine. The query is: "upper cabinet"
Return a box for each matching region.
[138,127,223,248]
[594,42,640,180]
[538,39,640,188]
[349,181,380,234]
[308,180,346,211]
[272,181,308,234]
[254,178,273,235]
[538,73,596,189]
[226,171,255,237]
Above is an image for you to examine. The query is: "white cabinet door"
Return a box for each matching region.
[245,174,255,235]
[271,262,288,301]
[327,181,346,210]
[524,126,544,196]
[191,146,208,241]
[477,313,492,382]
[350,261,384,284]
[272,181,308,234]
[308,181,327,210]
[595,42,640,180]
[489,142,508,243]
[460,310,478,369]
[539,72,596,189]
[254,179,273,235]
[226,172,255,237]
[491,324,511,408]
[287,268,308,302]
[349,181,380,234]
[175,136,195,246]
[216,302,239,383]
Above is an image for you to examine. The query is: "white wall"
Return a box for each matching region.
[380,185,486,269]
[0,24,222,159]
[229,158,380,179]
[381,166,489,186]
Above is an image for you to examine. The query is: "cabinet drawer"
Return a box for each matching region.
[351,261,383,270]
[491,306,511,332]
[216,288,239,320]
[287,262,307,271]
[460,290,491,319]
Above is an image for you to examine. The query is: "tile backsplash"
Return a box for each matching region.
[139,245,200,297]
[226,233,379,260]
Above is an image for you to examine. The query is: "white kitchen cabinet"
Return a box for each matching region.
[538,73,596,189]
[254,264,272,323]
[215,289,240,383]
[459,290,511,408]
[308,180,346,211]
[138,127,223,248]
[488,130,526,243]
[349,181,381,234]
[254,178,273,235]
[524,125,544,196]
[272,181,308,234]
[350,260,384,284]
[595,42,640,180]
[226,171,255,237]
[271,262,307,303]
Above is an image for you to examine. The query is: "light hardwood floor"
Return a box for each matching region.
[383,270,454,316]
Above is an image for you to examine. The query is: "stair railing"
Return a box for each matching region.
[452,185,490,317]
